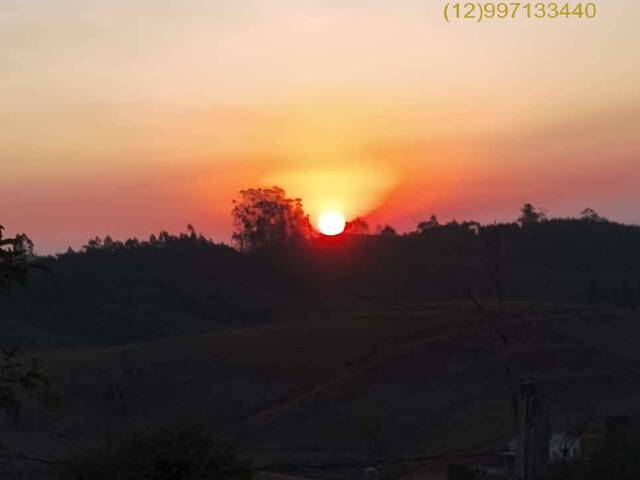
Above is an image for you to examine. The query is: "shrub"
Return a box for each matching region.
[53,422,251,480]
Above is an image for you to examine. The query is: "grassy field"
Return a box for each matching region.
[6,302,640,478]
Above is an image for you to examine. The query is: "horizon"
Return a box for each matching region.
[16,205,640,257]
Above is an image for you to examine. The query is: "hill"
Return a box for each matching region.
[0,239,311,346]
[2,218,640,348]
[7,302,640,478]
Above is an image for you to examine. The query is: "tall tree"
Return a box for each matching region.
[518,203,546,225]
[345,217,370,235]
[416,214,439,233]
[580,208,607,222]
[232,187,312,252]
[378,225,397,236]
[0,226,32,295]
[0,226,58,425]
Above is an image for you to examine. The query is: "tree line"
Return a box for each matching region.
[230,187,616,253]
[54,186,618,258]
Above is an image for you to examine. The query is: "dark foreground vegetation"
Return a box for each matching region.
[52,423,250,480]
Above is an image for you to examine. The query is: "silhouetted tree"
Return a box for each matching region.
[345,217,370,235]
[125,238,140,249]
[0,226,32,294]
[84,236,103,252]
[232,187,311,253]
[378,225,397,236]
[580,208,607,222]
[416,214,439,233]
[0,226,60,425]
[102,235,115,250]
[158,231,171,244]
[518,203,546,225]
[79,227,208,255]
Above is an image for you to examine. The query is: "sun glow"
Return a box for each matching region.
[318,211,346,236]
[263,166,401,223]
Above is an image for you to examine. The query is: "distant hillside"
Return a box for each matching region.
[293,218,640,309]
[1,217,639,347]
[0,240,312,346]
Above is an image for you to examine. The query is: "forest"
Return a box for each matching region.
[2,200,638,348]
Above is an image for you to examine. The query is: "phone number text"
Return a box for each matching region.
[443,2,597,22]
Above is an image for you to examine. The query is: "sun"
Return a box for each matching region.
[318,211,346,236]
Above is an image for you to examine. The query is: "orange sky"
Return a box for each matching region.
[1,0,639,252]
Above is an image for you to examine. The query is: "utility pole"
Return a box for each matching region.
[516,381,550,480]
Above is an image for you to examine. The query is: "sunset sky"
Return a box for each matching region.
[2,0,639,253]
